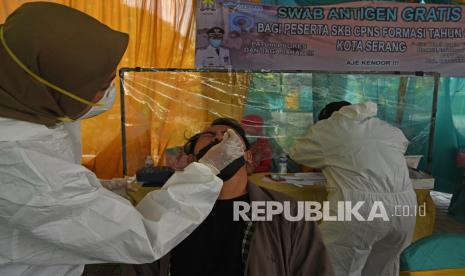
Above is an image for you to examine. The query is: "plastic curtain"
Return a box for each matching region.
[244,73,436,172]
[122,71,436,176]
[122,71,248,175]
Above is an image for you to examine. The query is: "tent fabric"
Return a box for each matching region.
[400,234,465,271]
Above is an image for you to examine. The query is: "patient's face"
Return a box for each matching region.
[193,124,253,174]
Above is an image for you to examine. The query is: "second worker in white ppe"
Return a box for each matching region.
[286,101,417,276]
[0,3,244,276]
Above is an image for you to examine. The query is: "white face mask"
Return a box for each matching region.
[79,82,116,119]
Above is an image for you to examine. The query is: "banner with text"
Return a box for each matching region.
[195,0,465,76]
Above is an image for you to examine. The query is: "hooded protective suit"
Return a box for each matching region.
[288,102,417,276]
[0,117,225,276]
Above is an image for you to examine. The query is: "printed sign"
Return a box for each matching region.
[196,0,465,76]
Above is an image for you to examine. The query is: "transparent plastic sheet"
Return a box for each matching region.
[122,71,249,175]
[121,70,436,176]
[246,73,435,172]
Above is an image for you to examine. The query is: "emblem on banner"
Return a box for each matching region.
[200,0,216,12]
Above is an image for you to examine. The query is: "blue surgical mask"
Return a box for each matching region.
[209,38,222,48]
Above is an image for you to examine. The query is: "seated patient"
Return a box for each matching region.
[123,118,334,276]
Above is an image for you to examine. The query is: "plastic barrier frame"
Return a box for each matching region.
[118,68,440,177]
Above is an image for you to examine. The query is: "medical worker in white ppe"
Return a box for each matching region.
[0,3,245,276]
[285,101,417,276]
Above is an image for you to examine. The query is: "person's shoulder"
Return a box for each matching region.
[254,186,318,228]
[371,118,406,136]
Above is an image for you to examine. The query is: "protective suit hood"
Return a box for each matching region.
[0,120,223,275]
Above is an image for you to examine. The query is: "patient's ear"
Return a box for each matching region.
[245,150,254,175]
[244,150,253,164]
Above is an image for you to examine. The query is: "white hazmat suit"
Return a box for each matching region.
[0,117,239,276]
[288,102,417,276]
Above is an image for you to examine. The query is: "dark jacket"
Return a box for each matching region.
[123,182,334,276]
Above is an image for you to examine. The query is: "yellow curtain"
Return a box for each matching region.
[1,0,248,178]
